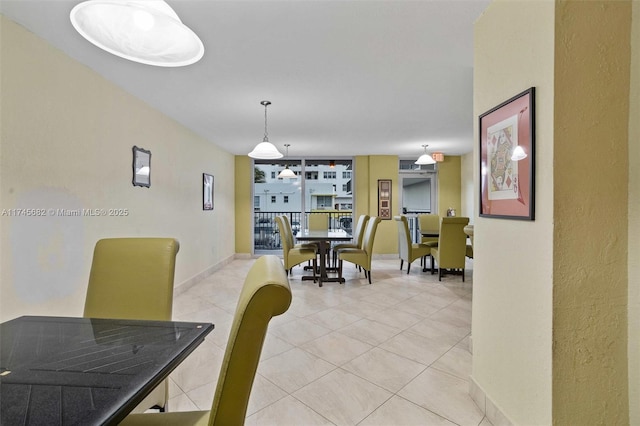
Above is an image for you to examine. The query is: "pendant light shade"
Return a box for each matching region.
[277,144,297,179]
[70,0,204,67]
[511,145,528,161]
[277,167,297,179]
[248,101,283,159]
[415,144,436,165]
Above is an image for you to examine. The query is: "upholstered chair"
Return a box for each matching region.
[332,214,369,267]
[120,255,292,426]
[84,237,180,412]
[337,217,382,284]
[275,216,317,281]
[394,215,431,274]
[430,217,470,281]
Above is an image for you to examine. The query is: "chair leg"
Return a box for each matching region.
[407,263,411,274]
[367,270,372,284]
[400,259,404,271]
[462,268,465,282]
[338,259,344,283]
[438,268,442,281]
[431,256,435,275]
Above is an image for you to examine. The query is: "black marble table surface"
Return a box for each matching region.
[0,315,214,426]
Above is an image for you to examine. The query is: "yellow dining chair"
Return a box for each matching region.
[337,217,382,284]
[430,217,470,281]
[275,216,317,281]
[418,214,440,244]
[332,214,369,267]
[84,237,180,413]
[464,224,474,259]
[308,212,330,268]
[120,255,292,426]
[394,215,431,274]
[281,215,316,250]
[418,213,440,269]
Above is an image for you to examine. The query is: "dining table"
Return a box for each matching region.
[0,315,214,426]
[296,230,352,286]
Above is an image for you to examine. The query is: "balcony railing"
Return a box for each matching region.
[254,211,424,251]
[254,211,353,251]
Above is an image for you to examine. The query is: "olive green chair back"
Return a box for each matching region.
[394,215,431,274]
[431,217,470,281]
[84,237,179,412]
[84,237,179,321]
[308,213,329,231]
[120,255,292,426]
[419,214,440,244]
[275,216,317,273]
[337,217,382,284]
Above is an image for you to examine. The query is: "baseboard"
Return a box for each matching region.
[174,254,236,295]
[469,376,514,426]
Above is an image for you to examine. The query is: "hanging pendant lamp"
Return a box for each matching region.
[248,101,283,159]
[415,144,436,165]
[70,0,204,67]
[277,144,297,179]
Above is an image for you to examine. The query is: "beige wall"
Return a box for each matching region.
[0,18,236,321]
[553,2,630,424]
[437,156,462,219]
[461,152,474,222]
[473,1,555,424]
[629,2,640,424]
[235,156,253,255]
[474,1,633,424]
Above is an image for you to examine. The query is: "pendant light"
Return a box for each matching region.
[511,145,528,161]
[248,101,283,159]
[415,144,436,165]
[277,144,297,179]
[70,0,204,67]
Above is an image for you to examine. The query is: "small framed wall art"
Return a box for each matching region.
[132,146,151,188]
[479,87,535,220]
[203,173,213,210]
[378,179,392,220]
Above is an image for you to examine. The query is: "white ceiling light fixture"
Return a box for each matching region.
[248,101,283,159]
[415,144,436,165]
[70,0,204,67]
[277,144,297,179]
[511,145,528,161]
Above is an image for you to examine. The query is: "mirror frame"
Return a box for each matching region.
[132,146,151,188]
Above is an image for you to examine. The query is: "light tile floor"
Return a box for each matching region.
[168,257,489,426]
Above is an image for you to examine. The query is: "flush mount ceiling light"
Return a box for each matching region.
[415,144,436,165]
[248,101,283,159]
[70,0,204,67]
[277,144,297,179]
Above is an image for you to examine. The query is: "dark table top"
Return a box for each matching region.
[0,316,214,426]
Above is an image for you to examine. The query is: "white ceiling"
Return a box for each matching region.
[1,0,490,159]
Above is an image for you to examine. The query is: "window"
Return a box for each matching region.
[323,171,336,179]
[342,184,349,192]
[271,196,276,203]
[254,196,260,209]
[305,171,318,180]
[317,195,333,209]
[340,203,353,210]
[342,171,351,179]
[271,171,276,179]
[284,196,289,203]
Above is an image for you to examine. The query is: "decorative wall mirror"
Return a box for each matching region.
[132,146,151,187]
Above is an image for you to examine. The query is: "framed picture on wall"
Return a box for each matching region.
[378,179,392,220]
[132,146,151,188]
[479,87,535,220]
[203,173,213,210]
